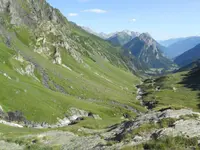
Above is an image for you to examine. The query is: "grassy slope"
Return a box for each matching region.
[0,1,145,137]
[141,70,200,112]
[0,23,144,131]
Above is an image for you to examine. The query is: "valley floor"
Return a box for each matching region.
[1,69,200,149]
[1,63,200,149]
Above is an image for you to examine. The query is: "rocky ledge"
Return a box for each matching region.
[0,107,101,129]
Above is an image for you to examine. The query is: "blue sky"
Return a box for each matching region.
[47,0,200,40]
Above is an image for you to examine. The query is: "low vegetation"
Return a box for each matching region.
[141,70,200,112]
[123,136,199,150]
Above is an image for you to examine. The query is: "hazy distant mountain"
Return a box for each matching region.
[174,44,200,67]
[159,37,186,47]
[107,30,140,46]
[81,27,141,46]
[123,33,175,69]
[165,36,200,58]
[81,26,97,35]
[81,26,111,39]
[98,32,111,39]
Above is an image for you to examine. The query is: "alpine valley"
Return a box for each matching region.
[0,0,200,150]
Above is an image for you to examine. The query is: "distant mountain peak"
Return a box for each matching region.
[80,26,110,39]
[80,26,141,41]
[112,30,140,37]
[123,33,175,70]
[121,30,140,37]
[139,32,151,37]
[139,33,154,44]
[107,30,140,46]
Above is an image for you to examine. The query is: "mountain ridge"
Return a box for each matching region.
[174,43,200,67]
[107,30,140,46]
[159,37,187,47]
[165,36,200,58]
[123,33,176,72]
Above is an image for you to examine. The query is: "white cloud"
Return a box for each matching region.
[129,18,136,22]
[68,13,78,17]
[82,9,107,14]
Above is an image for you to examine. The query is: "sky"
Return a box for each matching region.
[46,0,200,40]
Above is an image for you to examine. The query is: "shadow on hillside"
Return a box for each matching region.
[179,67,200,109]
[198,93,200,109]
[143,76,168,89]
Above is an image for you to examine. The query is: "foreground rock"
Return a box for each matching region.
[9,108,200,150]
[97,108,200,149]
[157,119,200,138]
[0,140,24,150]
[35,131,105,150]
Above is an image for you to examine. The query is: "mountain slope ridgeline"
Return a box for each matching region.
[174,44,200,67]
[0,0,145,127]
[123,33,176,73]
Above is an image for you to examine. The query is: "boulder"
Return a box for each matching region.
[136,95,142,100]
[173,87,177,92]
[155,86,160,91]
[133,135,143,142]
[25,64,35,75]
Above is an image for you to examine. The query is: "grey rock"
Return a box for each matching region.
[133,135,143,142]
[0,140,24,150]
[3,108,199,149]
[29,130,106,150]
[157,119,200,138]
[53,47,62,64]
[155,86,160,91]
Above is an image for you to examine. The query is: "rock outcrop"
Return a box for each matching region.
[98,108,200,149]
[156,119,200,138]
[11,108,200,150]
[0,0,141,74]
[52,47,62,64]
[0,107,102,129]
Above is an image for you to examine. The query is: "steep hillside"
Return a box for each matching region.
[176,59,200,72]
[139,65,200,112]
[107,30,140,46]
[123,33,176,73]
[0,0,147,129]
[166,36,200,58]
[174,44,200,67]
